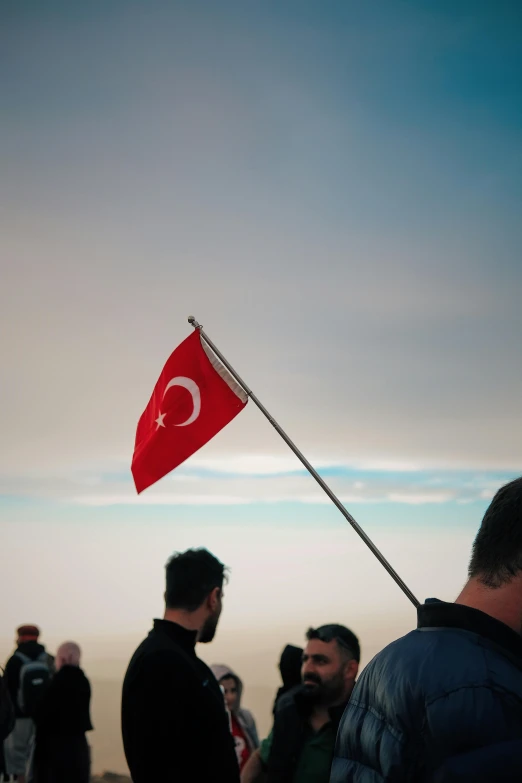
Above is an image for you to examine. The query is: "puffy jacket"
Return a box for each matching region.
[432,740,522,782]
[331,599,522,783]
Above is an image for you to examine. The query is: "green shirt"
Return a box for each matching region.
[260,721,338,783]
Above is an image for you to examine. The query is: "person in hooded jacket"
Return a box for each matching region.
[31,642,92,783]
[3,626,51,783]
[272,645,303,714]
[211,664,259,772]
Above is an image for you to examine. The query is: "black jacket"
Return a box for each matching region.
[0,673,15,742]
[35,666,92,737]
[4,641,47,718]
[268,686,346,783]
[33,667,92,783]
[122,619,239,783]
[332,599,522,782]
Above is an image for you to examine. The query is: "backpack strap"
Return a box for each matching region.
[14,652,31,665]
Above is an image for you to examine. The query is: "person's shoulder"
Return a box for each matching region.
[238,707,256,724]
[273,685,310,722]
[352,630,433,696]
[57,666,90,685]
[129,641,184,667]
[363,626,451,672]
[3,652,22,675]
[276,683,303,709]
[358,624,511,702]
[125,634,196,684]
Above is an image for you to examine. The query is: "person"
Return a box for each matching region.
[331,476,522,783]
[30,642,92,783]
[122,547,239,783]
[3,626,51,783]
[242,624,360,783]
[272,644,303,714]
[211,664,259,771]
[0,671,15,745]
[0,670,15,781]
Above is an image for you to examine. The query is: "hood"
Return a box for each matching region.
[210,663,243,708]
[17,640,46,661]
[279,644,303,688]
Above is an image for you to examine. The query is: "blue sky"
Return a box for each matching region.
[1,0,521,648]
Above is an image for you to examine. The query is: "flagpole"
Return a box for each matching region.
[188,316,420,608]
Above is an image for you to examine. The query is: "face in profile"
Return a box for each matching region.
[198,588,223,644]
[301,638,357,705]
[220,676,239,711]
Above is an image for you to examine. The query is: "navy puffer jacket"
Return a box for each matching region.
[331,600,522,783]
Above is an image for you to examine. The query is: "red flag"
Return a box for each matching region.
[131,330,247,493]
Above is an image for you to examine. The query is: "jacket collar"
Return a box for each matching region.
[293,686,348,727]
[152,619,198,652]
[418,598,522,662]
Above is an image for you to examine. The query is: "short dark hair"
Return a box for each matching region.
[468,477,522,588]
[165,548,227,611]
[306,624,360,663]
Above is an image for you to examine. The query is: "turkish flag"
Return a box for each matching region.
[131,330,247,493]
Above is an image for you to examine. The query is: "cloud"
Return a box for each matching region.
[1,454,516,508]
[72,489,455,508]
[387,492,455,505]
[480,488,495,500]
[188,454,322,475]
[75,493,249,506]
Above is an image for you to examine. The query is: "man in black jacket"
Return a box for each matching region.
[242,625,360,783]
[122,547,239,783]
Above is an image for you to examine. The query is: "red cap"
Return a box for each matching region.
[17,625,40,641]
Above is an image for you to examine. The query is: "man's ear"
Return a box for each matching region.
[345,659,359,681]
[208,586,221,610]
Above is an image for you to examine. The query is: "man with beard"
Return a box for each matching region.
[122,548,239,783]
[241,625,360,783]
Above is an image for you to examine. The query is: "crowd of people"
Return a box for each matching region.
[0,630,92,783]
[2,476,522,782]
[0,625,92,783]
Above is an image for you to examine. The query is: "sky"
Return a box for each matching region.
[2,0,522,688]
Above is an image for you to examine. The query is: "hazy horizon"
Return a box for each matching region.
[1,611,421,774]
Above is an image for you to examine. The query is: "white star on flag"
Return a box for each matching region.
[155,412,166,430]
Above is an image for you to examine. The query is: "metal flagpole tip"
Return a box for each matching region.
[188,315,201,329]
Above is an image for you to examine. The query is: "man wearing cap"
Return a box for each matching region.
[241,624,360,783]
[4,625,51,783]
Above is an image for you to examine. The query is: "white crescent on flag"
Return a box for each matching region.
[163,376,201,426]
